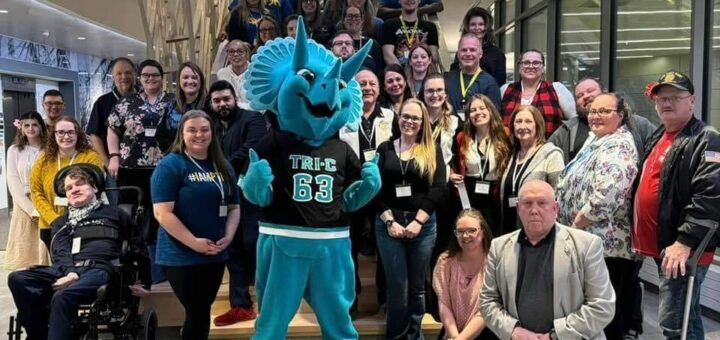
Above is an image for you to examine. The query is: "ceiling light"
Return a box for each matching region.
[0,9,9,14]
[77,36,86,40]
[42,31,50,37]
[127,53,134,57]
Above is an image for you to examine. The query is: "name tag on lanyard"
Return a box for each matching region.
[474,181,491,195]
[395,184,412,197]
[363,149,377,162]
[219,203,228,217]
[145,128,157,137]
[72,237,82,254]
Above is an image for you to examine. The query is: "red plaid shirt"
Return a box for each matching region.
[501,80,564,138]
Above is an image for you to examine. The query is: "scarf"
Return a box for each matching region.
[68,199,102,226]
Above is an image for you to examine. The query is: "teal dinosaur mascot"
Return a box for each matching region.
[239,17,381,339]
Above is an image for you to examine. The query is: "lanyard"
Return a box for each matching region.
[397,139,412,183]
[511,149,535,194]
[360,118,377,146]
[460,68,482,100]
[400,18,419,46]
[57,152,78,171]
[476,138,490,181]
[142,91,164,124]
[185,152,225,203]
[520,81,542,105]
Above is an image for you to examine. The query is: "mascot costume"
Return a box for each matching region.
[240,17,381,339]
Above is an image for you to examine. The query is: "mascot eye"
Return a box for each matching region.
[296,69,315,83]
[339,80,347,90]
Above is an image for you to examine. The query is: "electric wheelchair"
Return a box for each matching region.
[7,164,157,340]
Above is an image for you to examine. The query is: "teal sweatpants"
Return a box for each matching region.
[251,224,358,340]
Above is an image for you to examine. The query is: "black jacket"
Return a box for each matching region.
[643,116,720,252]
[50,205,142,274]
[217,109,268,174]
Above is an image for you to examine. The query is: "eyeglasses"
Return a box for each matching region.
[345,14,362,20]
[453,228,479,237]
[423,88,445,96]
[400,114,422,122]
[43,101,64,107]
[654,95,692,105]
[259,28,276,34]
[519,60,543,68]
[227,49,247,56]
[140,73,162,79]
[588,108,618,116]
[332,40,354,47]
[55,130,77,137]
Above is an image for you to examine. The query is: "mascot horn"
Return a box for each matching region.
[240,16,380,339]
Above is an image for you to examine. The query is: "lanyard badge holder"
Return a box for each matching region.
[185,152,227,216]
[458,68,482,121]
[395,140,413,198]
[474,141,491,195]
[360,121,378,162]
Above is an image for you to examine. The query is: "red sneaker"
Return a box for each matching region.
[213,306,257,326]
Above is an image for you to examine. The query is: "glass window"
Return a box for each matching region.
[614,0,692,126]
[503,0,516,25]
[522,9,547,54]
[711,0,720,130]
[557,0,601,89]
[502,26,516,82]
[524,0,543,10]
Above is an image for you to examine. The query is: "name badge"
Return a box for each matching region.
[145,128,157,137]
[508,196,518,208]
[219,205,228,217]
[72,237,81,254]
[457,110,465,121]
[395,185,412,198]
[363,149,376,162]
[474,181,490,195]
[54,196,68,207]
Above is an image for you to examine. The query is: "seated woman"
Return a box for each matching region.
[433,208,497,340]
[8,164,148,340]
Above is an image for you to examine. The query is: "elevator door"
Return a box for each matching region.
[1,91,37,249]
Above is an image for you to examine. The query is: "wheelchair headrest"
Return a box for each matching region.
[54,163,106,198]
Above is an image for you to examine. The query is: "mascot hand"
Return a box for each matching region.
[360,154,381,193]
[240,149,274,207]
[344,155,382,212]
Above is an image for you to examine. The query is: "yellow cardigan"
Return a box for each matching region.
[30,150,104,229]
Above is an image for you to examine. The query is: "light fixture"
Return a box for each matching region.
[42,31,50,37]
[127,53,134,57]
[0,9,9,14]
[77,36,86,40]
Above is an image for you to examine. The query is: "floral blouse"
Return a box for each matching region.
[556,125,639,259]
[107,91,180,167]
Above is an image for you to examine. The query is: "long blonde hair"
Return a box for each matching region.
[401,99,437,184]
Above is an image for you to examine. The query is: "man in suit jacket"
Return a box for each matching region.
[206,80,268,326]
[479,180,615,340]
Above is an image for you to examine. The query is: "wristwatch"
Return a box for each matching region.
[385,219,395,228]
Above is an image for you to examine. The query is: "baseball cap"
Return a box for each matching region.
[651,70,694,95]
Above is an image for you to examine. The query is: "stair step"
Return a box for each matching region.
[208,304,441,339]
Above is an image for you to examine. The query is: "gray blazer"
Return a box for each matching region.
[479,224,615,339]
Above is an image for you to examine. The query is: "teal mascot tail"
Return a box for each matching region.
[239,17,381,339]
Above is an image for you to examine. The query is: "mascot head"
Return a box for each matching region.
[244,17,371,146]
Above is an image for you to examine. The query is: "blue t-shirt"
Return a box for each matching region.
[151,153,239,266]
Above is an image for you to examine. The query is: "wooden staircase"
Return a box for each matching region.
[140,255,442,339]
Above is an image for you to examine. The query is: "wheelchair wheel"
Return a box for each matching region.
[138,309,157,340]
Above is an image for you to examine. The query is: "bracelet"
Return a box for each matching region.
[414,218,425,225]
[109,153,120,159]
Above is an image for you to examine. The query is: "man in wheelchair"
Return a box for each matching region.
[8,164,150,340]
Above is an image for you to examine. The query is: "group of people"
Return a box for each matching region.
[3,2,719,340]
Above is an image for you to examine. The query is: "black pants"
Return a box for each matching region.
[164,262,225,340]
[227,200,259,308]
[40,228,52,251]
[350,207,386,307]
[604,257,641,339]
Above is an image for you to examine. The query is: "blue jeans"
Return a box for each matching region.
[376,210,436,340]
[655,259,709,340]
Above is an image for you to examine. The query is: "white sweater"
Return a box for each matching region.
[6,144,41,215]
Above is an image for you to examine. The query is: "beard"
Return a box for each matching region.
[211,106,240,122]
